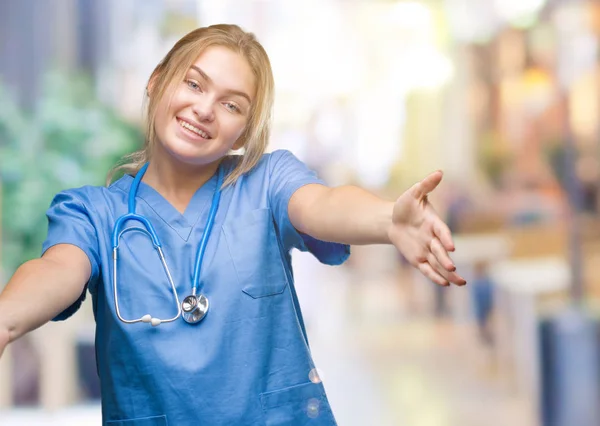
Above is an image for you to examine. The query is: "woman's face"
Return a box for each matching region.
[153,46,256,167]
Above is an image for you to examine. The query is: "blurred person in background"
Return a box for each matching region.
[470,260,495,347]
[0,24,465,425]
[434,180,473,318]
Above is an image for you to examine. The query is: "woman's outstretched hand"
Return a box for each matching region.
[388,170,466,286]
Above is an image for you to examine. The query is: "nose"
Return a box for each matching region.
[192,97,215,123]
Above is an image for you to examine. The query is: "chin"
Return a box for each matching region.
[164,141,226,167]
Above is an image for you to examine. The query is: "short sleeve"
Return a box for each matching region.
[41,191,101,321]
[268,150,350,265]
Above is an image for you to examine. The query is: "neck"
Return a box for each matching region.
[141,153,221,214]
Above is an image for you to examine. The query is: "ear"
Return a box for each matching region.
[146,69,161,97]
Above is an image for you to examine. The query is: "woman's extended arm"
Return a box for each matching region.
[288,171,466,287]
[0,244,91,357]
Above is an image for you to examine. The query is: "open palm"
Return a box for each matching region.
[388,170,466,286]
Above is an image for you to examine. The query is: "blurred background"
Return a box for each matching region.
[1,0,600,425]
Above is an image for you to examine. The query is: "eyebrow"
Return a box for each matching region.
[189,65,252,104]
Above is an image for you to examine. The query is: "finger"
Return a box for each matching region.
[410,170,443,200]
[432,220,455,252]
[425,206,455,251]
[434,225,455,252]
[418,261,449,286]
[430,237,455,272]
[427,250,466,286]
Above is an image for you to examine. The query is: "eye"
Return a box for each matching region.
[186,79,201,91]
[224,102,240,113]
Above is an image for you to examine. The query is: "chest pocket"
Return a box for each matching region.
[222,208,289,298]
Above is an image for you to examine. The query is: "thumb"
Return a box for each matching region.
[410,170,443,200]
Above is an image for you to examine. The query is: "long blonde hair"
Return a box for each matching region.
[107,24,274,187]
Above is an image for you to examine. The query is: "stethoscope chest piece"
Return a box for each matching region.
[182,294,209,324]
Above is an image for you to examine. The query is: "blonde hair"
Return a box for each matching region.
[107,24,274,187]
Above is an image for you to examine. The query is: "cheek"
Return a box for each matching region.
[154,90,186,133]
[154,104,172,134]
[155,112,168,133]
[233,124,247,140]
[155,106,185,144]
[225,117,249,141]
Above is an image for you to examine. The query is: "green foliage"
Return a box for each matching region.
[0,71,143,275]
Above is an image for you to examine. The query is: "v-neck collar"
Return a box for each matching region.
[113,170,219,242]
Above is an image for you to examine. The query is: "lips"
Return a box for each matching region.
[176,117,212,139]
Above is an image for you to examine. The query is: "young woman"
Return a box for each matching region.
[0,24,465,425]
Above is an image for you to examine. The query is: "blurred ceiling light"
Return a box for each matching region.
[386,1,432,30]
[267,0,364,98]
[393,47,454,91]
[494,0,547,27]
[444,0,500,43]
[269,34,363,98]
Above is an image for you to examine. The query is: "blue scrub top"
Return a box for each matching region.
[42,150,350,426]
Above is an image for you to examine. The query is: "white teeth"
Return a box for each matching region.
[178,119,209,139]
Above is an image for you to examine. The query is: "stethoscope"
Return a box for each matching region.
[112,162,223,327]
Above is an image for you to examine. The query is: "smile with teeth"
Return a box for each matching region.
[178,119,211,139]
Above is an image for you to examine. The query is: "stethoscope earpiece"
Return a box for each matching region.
[141,315,162,327]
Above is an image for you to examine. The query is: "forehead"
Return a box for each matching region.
[189,46,256,100]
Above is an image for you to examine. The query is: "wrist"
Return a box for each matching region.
[382,201,395,244]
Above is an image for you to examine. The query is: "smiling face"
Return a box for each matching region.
[152,46,256,167]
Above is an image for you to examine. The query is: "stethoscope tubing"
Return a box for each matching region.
[111,162,223,325]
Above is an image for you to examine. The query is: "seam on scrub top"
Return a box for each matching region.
[266,151,300,249]
[265,149,284,207]
[259,382,328,410]
[266,149,277,181]
[277,179,324,253]
[221,227,243,287]
[271,213,314,356]
[76,193,104,293]
[56,192,102,284]
[137,196,193,237]
[279,179,350,265]
[112,182,195,240]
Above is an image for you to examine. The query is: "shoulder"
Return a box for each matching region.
[224,150,297,171]
[222,150,300,182]
[50,178,125,212]
[265,149,300,172]
[51,185,103,202]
